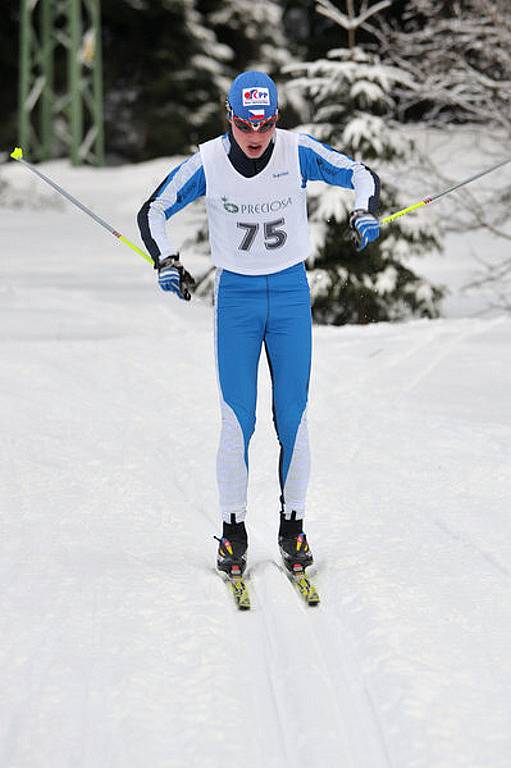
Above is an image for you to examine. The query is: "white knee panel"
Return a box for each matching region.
[282,409,311,519]
[216,400,249,523]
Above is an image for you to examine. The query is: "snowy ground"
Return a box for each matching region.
[1,149,511,767]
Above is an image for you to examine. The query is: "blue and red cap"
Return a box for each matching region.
[227,71,279,123]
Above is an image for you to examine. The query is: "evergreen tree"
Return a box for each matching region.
[201,0,299,121]
[286,0,444,324]
[204,0,291,76]
[101,0,232,160]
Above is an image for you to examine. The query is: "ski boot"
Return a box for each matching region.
[278,513,313,574]
[215,520,248,577]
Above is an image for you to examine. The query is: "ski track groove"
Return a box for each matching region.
[302,572,395,768]
[335,591,399,768]
[321,322,442,400]
[246,573,295,768]
[250,568,322,768]
[319,317,499,407]
[239,555,392,768]
[400,315,506,396]
[216,566,291,768]
[316,317,504,469]
[433,518,511,579]
[312,322,448,466]
[239,529,307,765]
[239,523,393,767]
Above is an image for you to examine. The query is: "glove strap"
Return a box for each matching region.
[157,254,181,271]
[349,209,369,226]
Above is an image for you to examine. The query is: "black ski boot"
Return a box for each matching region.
[215,519,248,576]
[278,512,313,573]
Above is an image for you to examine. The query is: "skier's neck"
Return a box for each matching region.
[227,130,275,178]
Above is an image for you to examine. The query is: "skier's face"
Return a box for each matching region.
[230,118,276,159]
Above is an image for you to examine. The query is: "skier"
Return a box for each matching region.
[137,71,380,578]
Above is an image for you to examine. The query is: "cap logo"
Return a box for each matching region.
[242,87,270,106]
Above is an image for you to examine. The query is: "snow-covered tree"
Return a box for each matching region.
[101,0,232,159]
[377,0,511,314]
[205,0,291,76]
[285,0,443,324]
[380,0,511,134]
[202,0,301,120]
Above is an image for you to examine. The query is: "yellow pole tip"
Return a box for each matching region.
[10,147,24,160]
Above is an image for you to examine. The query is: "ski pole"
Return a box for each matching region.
[9,147,154,266]
[380,155,511,225]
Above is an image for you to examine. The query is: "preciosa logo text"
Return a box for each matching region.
[221,196,293,214]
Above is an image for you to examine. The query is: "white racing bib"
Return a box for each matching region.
[199,129,311,275]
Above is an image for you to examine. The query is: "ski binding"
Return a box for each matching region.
[224,565,251,610]
[287,563,320,605]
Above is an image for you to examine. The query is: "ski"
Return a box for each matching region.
[222,565,251,610]
[285,564,320,606]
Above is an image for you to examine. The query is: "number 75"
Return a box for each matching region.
[237,218,287,251]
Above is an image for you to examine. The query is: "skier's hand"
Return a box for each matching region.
[157,255,195,301]
[349,210,380,251]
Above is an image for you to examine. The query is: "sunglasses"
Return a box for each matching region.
[232,115,278,133]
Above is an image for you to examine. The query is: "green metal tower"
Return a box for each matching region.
[18,0,104,165]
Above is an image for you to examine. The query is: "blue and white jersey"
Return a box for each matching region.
[137,130,380,264]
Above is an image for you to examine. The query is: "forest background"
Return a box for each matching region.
[2,0,510,322]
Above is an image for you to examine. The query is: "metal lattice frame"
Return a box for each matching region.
[18,0,104,165]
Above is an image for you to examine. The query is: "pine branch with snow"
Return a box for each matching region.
[286,39,443,325]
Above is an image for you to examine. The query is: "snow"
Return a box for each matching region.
[1,146,511,768]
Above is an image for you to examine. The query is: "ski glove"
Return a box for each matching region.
[349,210,380,251]
[157,255,195,301]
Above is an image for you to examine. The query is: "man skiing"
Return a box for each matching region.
[137,71,380,580]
